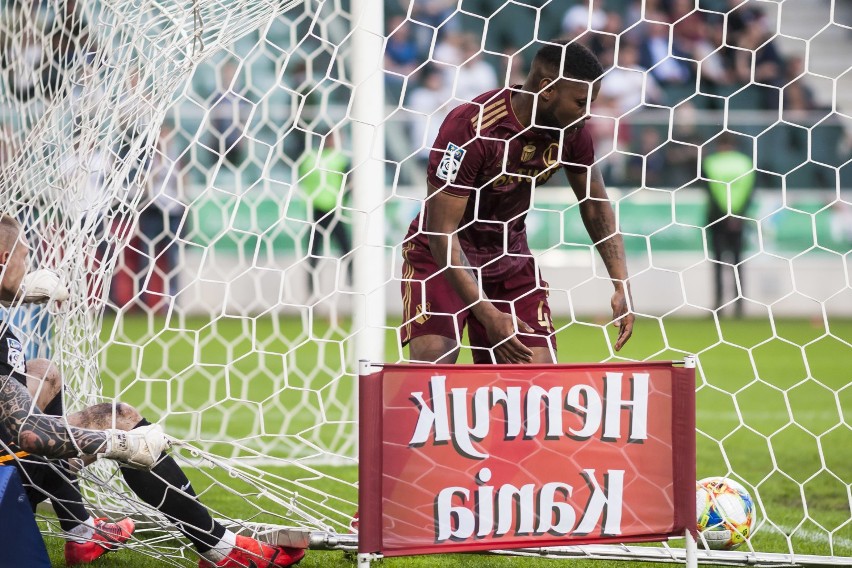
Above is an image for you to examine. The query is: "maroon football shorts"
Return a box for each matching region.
[399,242,555,362]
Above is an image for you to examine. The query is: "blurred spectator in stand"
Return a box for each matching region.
[116,67,153,185]
[669,0,705,43]
[385,15,420,101]
[725,0,763,40]
[639,14,694,89]
[3,22,44,101]
[782,55,818,116]
[109,66,158,311]
[600,42,663,116]
[587,48,625,185]
[626,127,666,187]
[498,49,527,87]
[208,60,248,168]
[453,32,498,103]
[622,0,644,33]
[406,64,452,169]
[386,15,420,69]
[561,0,606,39]
[594,42,662,185]
[701,132,756,318]
[410,0,458,49]
[136,122,186,314]
[60,131,115,307]
[729,8,784,109]
[666,101,703,188]
[587,10,626,59]
[0,125,15,165]
[781,56,816,154]
[60,133,111,230]
[298,133,352,296]
[43,0,97,100]
[432,29,464,68]
[3,0,94,103]
[686,15,736,105]
[780,56,833,188]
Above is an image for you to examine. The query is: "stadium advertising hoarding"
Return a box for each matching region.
[191,190,850,256]
[359,362,696,557]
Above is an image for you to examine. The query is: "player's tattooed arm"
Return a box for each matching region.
[568,165,634,350]
[0,375,107,459]
[570,165,629,280]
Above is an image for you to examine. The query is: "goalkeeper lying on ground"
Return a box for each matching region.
[0,214,305,567]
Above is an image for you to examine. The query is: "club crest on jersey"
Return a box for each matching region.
[437,142,466,183]
[521,144,536,162]
[5,338,25,374]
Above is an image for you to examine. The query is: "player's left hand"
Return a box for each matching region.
[611,287,634,351]
[482,310,534,364]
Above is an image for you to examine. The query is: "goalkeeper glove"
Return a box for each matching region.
[0,269,70,307]
[101,424,172,469]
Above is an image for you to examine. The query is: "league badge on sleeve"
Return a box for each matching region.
[436,142,466,183]
[5,338,25,374]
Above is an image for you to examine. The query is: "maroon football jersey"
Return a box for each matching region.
[404,87,595,279]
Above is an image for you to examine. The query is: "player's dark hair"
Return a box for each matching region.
[533,40,604,82]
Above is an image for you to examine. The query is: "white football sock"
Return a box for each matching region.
[199,529,237,565]
[66,516,96,543]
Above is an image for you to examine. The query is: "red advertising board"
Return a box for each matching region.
[359,361,695,557]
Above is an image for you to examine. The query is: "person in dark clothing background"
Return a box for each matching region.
[701,132,756,318]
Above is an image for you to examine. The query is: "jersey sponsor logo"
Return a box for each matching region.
[521,144,536,162]
[436,142,466,183]
[5,338,25,374]
[491,166,559,189]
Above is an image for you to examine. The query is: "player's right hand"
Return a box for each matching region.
[102,424,171,469]
[0,269,70,307]
[484,311,534,364]
[20,269,69,304]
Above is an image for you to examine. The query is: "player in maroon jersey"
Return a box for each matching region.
[400,40,634,364]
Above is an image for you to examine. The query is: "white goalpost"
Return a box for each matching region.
[350,0,387,368]
[1,0,850,566]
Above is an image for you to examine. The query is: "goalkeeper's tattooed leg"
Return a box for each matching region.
[0,374,108,459]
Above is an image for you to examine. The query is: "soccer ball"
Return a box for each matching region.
[696,476,756,550]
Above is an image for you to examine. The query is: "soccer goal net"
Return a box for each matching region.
[1,0,850,566]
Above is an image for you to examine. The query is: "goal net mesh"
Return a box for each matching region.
[0,0,849,565]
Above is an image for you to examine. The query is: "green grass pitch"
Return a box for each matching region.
[40,314,851,566]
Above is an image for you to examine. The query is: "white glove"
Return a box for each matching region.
[101,424,171,469]
[18,269,69,304]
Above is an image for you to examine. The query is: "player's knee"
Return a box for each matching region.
[68,402,144,430]
[408,336,459,363]
[112,402,144,429]
[26,358,63,397]
[43,363,62,398]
